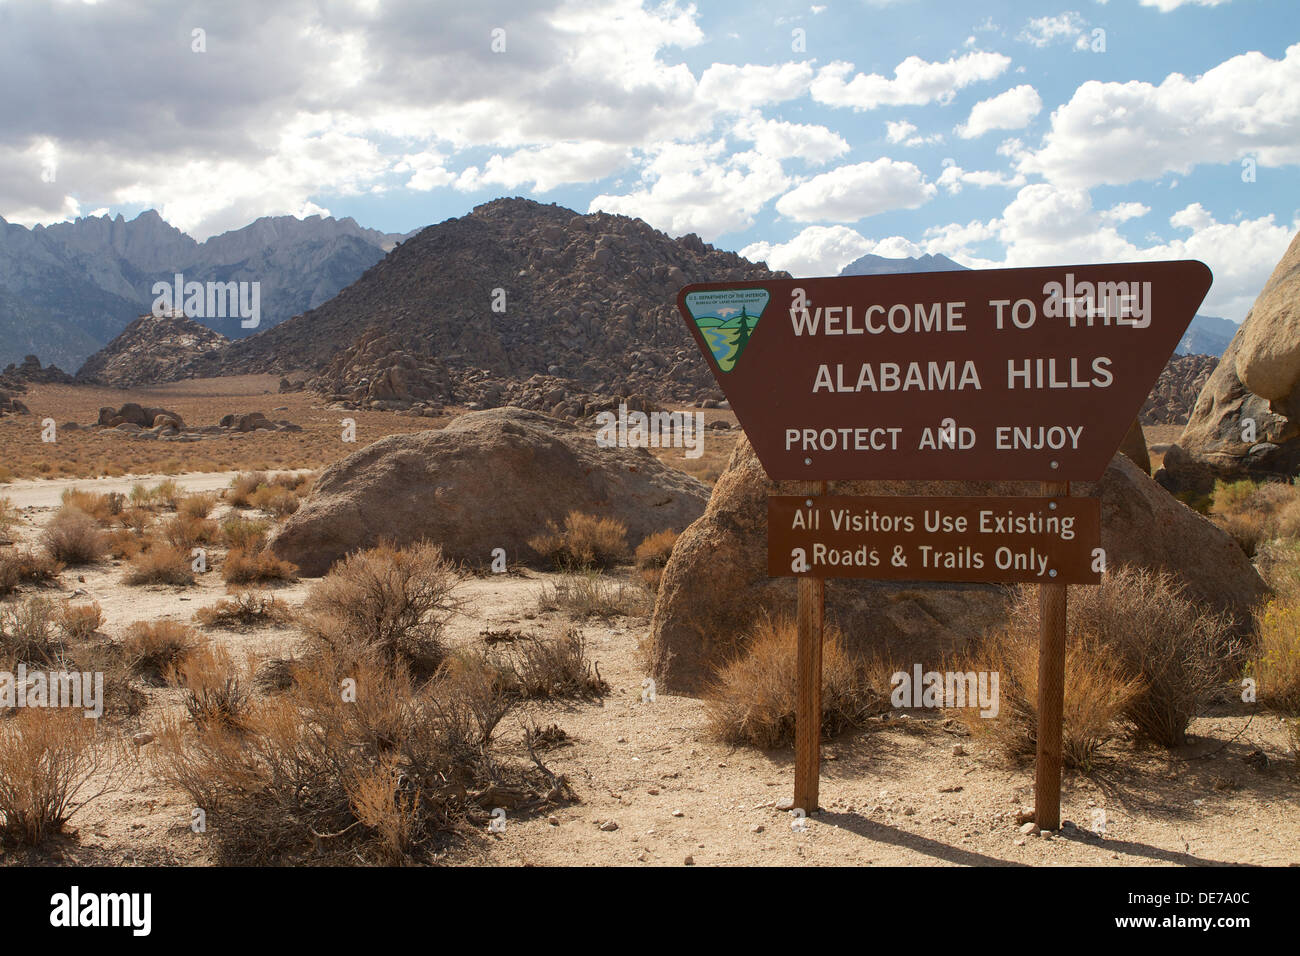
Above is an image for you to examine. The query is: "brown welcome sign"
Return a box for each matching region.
[677,260,1211,832]
[679,261,1211,481]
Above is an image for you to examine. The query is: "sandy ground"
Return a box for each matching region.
[3,470,1297,868]
[0,472,247,510]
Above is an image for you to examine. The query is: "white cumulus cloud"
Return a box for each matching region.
[957,85,1042,138]
[1019,43,1300,188]
[810,51,1011,110]
[774,158,937,222]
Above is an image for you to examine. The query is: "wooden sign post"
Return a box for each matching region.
[1035,480,1070,831]
[794,480,826,813]
[677,262,1210,826]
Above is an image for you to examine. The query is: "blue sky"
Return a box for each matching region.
[0,0,1296,321]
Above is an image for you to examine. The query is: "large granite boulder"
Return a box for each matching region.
[1158,232,1300,492]
[651,436,1267,694]
[269,407,710,576]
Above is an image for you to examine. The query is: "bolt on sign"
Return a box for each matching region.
[678,261,1211,482]
[769,495,1101,584]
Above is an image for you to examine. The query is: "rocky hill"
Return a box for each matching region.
[1141,353,1219,425]
[76,312,228,388]
[2,354,74,385]
[0,211,411,370]
[193,198,786,407]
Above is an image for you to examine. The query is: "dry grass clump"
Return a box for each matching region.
[59,488,122,523]
[634,529,678,591]
[0,496,18,542]
[528,511,628,570]
[58,601,104,641]
[300,541,466,677]
[248,484,300,518]
[951,619,1143,770]
[219,515,269,552]
[228,471,267,507]
[178,492,219,520]
[151,648,568,865]
[152,479,185,511]
[703,613,885,749]
[957,570,1231,760]
[1247,595,1300,714]
[229,471,309,512]
[41,507,108,565]
[124,543,196,586]
[122,620,196,683]
[0,547,62,596]
[195,591,292,629]
[493,629,609,700]
[1211,478,1300,556]
[160,512,219,551]
[129,482,163,509]
[222,546,299,586]
[168,643,251,731]
[535,571,651,619]
[0,708,131,846]
[0,596,62,666]
[1071,567,1234,746]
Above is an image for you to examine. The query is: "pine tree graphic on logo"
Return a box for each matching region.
[684,288,770,373]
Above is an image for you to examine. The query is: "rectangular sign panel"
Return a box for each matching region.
[679,261,1211,481]
[768,495,1101,584]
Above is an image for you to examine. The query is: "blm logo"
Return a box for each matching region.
[684,288,769,373]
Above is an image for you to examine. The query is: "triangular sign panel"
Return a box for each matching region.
[677,260,1211,482]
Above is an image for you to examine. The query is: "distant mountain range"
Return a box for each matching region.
[0,210,412,369]
[839,252,1236,358]
[840,252,967,276]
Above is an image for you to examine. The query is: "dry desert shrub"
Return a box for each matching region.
[1070,567,1235,746]
[118,506,153,534]
[248,484,300,518]
[301,541,466,677]
[951,616,1144,770]
[129,483,161,509]
[41,507,108,565]
[0,595,62,666]
[178,492,219,520]
[0,707,131,846]
[59,488,121,523]
[219,515,269,552]
[1247,595,1300,714]
[703,612,885,749]
[534,571,651,618]
[0,547,62,596]
[160,512,218,551]
[122,619,196,683]
[125,543,195,586]
[222,546,298,585]
[194,591,292,629]
[106,527,146,560]
[1212,478,1300,556]
[150,648,565,865]
[152,479,184,511]
[0,496,17,542]
[634,528,678,591]
[528,510,628,570]
[58,601,104,641]
[228,471,269,508]
[495,629,609,700]
[168,642,251,731]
